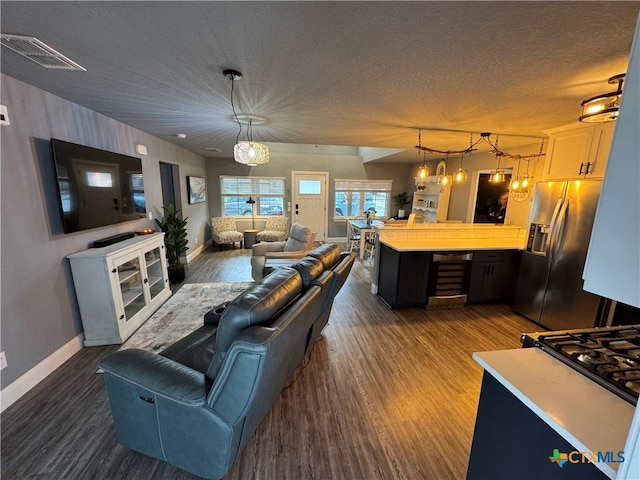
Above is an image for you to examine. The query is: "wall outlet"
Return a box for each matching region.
[195,237,198,244]
[0,105,9,126]
[0,351,7,370]
[135,143,148,156]
[147,211,153,221]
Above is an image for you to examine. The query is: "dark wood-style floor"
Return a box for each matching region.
[1,244,539,480]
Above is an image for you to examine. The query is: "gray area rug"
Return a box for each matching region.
[119,282,253,353]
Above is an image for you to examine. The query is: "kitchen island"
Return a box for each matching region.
[468,348,635,479]
[374,224,526,308]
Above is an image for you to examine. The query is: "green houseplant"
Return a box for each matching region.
[155,203,188,284]
[393,192,412,218]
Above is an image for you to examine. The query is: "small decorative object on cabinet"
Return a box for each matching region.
[155,203,188,283]
[542,122,614,180]
[412,176,451,223]
[67,233,171,346]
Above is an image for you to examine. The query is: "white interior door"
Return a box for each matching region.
[291,171,328,241]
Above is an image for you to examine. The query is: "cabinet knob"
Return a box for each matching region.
[111,268,117,273]
[579,162,585,175]
[119,314,125,320]
[585,161,593,174]
[143,278,148,284]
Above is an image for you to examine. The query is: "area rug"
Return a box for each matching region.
[119,282,253,353]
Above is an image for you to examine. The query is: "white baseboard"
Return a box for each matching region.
[186,239,212,263]
[0,333,84,413]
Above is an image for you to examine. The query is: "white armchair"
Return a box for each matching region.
[257,216,289,242]
[211,216,243,248]
[250,223,316,281]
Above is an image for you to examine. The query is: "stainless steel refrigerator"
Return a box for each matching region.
[513,180,603,330]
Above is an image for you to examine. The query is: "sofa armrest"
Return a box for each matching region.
[252,241,287,256]
[100,349,208,405]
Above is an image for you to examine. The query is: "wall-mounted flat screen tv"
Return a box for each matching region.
[51,139,146,234]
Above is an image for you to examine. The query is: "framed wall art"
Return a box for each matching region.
[187,176,206,204]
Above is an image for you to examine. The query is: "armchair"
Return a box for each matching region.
[211,216,243,248]
[256,216,289,242]
[250,223,315,281]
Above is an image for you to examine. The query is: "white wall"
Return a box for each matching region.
[205,151,414,238]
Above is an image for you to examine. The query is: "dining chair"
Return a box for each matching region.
[346,220,361,253]
[363,230,377,262]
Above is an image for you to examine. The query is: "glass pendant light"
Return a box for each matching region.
[454,152,468,183]
[224,69,270,166]
[417,130,429,178]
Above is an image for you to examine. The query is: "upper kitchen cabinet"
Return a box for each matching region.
[542,122,614,180]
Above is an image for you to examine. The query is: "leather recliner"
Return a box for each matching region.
[250,223,315,281]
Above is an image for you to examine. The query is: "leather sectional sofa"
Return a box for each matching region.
[99,243,354,479]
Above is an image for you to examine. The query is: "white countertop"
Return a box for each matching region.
[380,238,524,251]
[473,348,635,479]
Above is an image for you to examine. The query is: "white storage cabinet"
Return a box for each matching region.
[68,233,171,346]
[412,176,451,223]
[542,122,614,180]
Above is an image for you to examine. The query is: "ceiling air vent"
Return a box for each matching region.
[0,34,85,71]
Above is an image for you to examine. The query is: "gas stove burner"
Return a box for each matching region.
[522,325,640,406]
[576,353,592,363]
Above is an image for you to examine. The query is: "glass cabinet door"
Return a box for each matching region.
[143,245,167,302]
[115,254,146,322]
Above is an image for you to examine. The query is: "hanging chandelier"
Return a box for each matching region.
[415,131,545,162]
[579,73,625,123]
[224,69,269,166]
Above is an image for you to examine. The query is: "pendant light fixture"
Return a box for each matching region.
[417,129,429,178]
[439,154,450,185]
[488,136,505,183]
[454,152,468,183]
[224,69,270,166]
[579,73,625,123]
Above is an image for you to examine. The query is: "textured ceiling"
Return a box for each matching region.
[1,1,639,163]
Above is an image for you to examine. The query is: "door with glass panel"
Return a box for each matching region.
[110,250,148,338]
[142,243,168,303]
[291,171,328,241]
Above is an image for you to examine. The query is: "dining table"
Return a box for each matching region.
[348,219,385,260]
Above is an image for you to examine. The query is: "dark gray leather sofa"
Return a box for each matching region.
[99,244,354,479]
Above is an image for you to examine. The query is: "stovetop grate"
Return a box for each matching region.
[525,326,640,406]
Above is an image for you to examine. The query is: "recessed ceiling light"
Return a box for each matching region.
[174,133,187,139]
[204,147,222,152]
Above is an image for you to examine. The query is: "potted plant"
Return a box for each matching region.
[155,203,188,284]
[393,192,412,218]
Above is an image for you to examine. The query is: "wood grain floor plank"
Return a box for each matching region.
[1,247,539,479]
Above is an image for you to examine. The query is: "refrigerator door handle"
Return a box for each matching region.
[546,197,564,256]
[550,198,569,265]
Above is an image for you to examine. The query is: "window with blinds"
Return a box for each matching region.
[334,179,392,218]
[219,176,286,217]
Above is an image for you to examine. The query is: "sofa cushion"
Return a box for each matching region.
[216,268,303,353]
[290,256,324,289]
[308,243,343,269]
[159,324,217,373]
